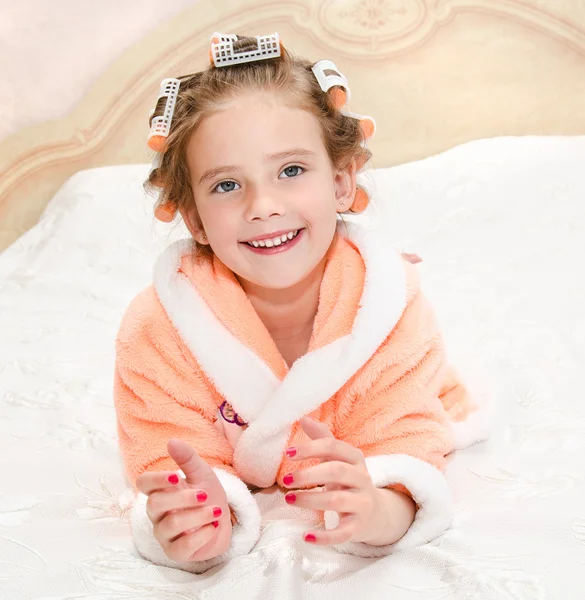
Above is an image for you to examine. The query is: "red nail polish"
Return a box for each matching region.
[168,474,179,485]
[213,506,223,517]
[196,491,208,502]
[212,520,219,528]
[283,473,294,486]
[285,447,297,458]
[304,533,316,543]
[285,493,296,504]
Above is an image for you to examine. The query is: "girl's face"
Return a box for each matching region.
[183,90,356,290]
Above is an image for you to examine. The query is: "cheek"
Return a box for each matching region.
[198,201,236,233]
[305,192,339,225]
[310,178,339,213]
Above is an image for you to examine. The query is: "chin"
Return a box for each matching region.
[246,269,311,290]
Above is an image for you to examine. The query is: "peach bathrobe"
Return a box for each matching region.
[114,222,487,573]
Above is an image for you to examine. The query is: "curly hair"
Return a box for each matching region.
[145,35,372,254]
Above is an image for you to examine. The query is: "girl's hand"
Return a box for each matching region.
[136,439,232,562]
[282,417,410,546]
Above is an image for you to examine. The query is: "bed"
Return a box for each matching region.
[1,1,585,598]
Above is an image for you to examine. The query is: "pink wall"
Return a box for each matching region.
[0,0,199,143]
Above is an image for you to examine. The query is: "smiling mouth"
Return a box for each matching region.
[244,229,301,248]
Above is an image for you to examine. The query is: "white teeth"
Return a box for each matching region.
[247,229,300,248]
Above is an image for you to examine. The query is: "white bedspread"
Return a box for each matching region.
[1,136,584,599]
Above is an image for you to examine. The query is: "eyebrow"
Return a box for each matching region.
[197,148,317,185]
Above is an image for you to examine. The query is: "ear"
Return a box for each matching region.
[334,158,357,213]
[178,206,209,245]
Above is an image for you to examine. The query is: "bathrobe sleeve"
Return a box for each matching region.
[325,265,477,557]
[113,287,261,573]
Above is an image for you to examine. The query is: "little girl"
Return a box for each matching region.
[113,32,485,574]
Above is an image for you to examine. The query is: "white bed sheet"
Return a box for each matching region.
[1,136,584,599]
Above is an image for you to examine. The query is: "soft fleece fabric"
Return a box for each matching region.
[114,222,485,572]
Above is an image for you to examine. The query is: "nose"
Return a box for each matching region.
[243,184,285,222]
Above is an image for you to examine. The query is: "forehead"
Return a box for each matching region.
[186,91,326,171]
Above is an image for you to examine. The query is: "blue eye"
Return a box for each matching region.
[213,181,240,194]
[280,165,305,179]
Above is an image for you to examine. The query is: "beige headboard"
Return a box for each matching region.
[1,0,584,252]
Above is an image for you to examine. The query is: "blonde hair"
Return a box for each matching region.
[145,35,372,252]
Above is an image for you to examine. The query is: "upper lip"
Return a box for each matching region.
[240,228,302,243]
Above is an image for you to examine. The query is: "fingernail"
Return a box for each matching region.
[285,447,297,458]
[213,506,222,517]
[212,520,219,528]
[285,493,296,504]
[168,474,179,485]
[304,533,316,543]
[283,473,294,486]
[196,491,208,502]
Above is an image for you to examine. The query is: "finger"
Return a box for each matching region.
[283,461,370,490]
[295,418,361,493]
[303,516,357,547]
[146,488,210,523]
[163,522,219,562]
[285,489,360,514]
[156,505,224,542]
[167,438,211,486]
[299,416,335,441]
[136,469,184,495]
[287,436,365,467]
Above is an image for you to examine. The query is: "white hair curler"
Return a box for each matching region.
[147,78,181,152]
[210,32,281,68]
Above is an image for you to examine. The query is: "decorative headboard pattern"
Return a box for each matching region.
[1,0,584,251]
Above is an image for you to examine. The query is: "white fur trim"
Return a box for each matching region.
[324,454,452,557]
[448,354,499,450]
[153,223,408,488]
[153,239,281,426]
[129,468,261,573]
[451,406,492,450]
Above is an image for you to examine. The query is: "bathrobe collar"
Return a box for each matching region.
[153,222,407,487]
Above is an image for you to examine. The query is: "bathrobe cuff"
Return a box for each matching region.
[323,454,452,557]
[130,467,261,573]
